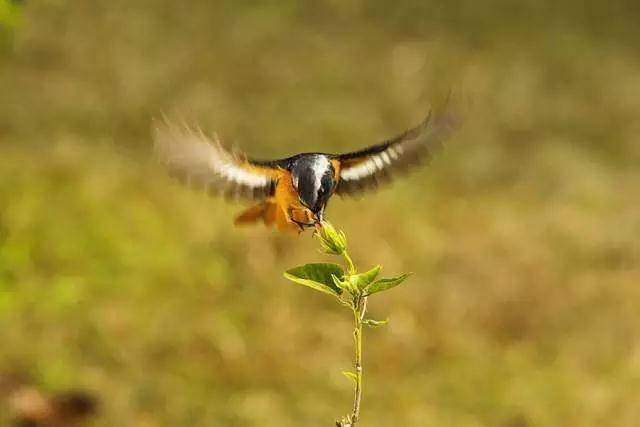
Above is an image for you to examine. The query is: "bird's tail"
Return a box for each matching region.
[234,200,278,226]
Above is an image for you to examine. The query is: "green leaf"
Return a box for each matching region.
[349,264,382,290]
[331,274,347,291]
[342,371,357,383]
[363,273,411,296]
[363,318,389,328]
[284,263,344,297]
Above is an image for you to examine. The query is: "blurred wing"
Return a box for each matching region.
[153,119,278,200]
[335,107,457,196]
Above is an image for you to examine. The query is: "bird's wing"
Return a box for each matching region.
[334,106,457,197]
[153,119,281,201]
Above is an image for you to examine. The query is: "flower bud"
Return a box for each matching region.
[316,221,348,255]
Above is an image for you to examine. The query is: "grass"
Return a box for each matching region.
[1,1,639,426]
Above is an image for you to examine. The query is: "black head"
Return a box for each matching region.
[291,155,335,221]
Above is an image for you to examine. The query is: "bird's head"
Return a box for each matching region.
[291,155,336,223]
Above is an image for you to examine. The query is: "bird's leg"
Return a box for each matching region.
[290,217,306,232]
[288,207,315,230]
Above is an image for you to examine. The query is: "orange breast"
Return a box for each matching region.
[273,169,313,231]
[274,169,304,210]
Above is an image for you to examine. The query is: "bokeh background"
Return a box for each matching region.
[1,1,639,426]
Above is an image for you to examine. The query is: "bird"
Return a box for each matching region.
[153,104,457,232]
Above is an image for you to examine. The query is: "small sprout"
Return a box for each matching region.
[284,222,411,425]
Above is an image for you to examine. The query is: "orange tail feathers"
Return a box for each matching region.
[234,201,278,227]
[235,201,304,232]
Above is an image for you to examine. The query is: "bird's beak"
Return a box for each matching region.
[312,208,324,224]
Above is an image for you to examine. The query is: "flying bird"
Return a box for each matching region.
[153,105,456,232]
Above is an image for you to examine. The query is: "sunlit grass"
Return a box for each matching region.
[1,1,639,426]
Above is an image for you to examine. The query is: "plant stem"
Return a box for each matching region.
[343,252,356,275]
[350,295,367,425]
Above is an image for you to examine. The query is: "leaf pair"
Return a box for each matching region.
[284,263,410,297]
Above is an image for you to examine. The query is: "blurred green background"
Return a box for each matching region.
[1,1,639,426]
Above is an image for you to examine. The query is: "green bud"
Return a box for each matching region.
[316,221,348,255]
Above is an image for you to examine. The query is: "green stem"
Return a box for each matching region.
[350,295,367,425]
[343,251,356,275]
[337,247,365,426]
